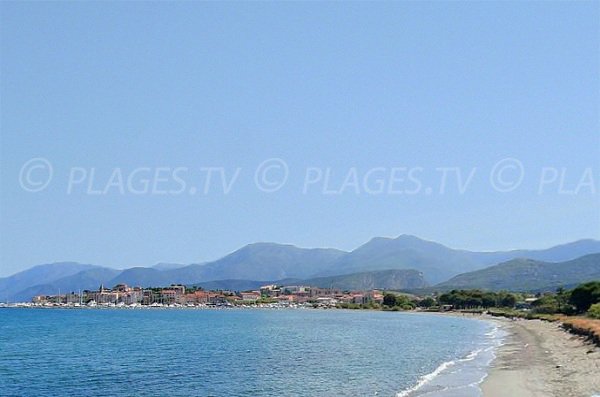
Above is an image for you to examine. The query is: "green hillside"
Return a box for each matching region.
[435,254,600,292]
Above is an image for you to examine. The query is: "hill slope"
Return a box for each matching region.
[11,267,121,302]
[190,269,427,292]
[191,243,346,281]
[0,262,100,301]
[302,269,427,291]
[468,239,600,267]
[435,253,600,292]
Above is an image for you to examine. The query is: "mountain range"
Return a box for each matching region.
[319,236,600,283]
[1,235,599,301]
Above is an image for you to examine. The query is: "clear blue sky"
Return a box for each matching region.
[1,1,599,276]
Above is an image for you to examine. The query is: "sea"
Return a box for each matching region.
[0,308,504,397]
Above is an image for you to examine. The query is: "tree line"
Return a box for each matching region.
[432,281,600,318]
[437,290,516,309]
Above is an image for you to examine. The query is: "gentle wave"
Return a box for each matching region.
[460,348,483,362]
[396,359,458,397]
[396,321,506,397]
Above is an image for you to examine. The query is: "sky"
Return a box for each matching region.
[1,1,599,276]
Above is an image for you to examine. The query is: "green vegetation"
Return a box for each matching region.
[382,293,416,310]
[183,286,204,293]
[530,294,562,314]
[418,297,435,308]
[302,269,428,291]
[435,254,600,292]
[438,290,518,309]
[587,303,600,319]
[569,281,600,313]
[486,308,558,321]
[337,302,381,310]
[257,297,276,304]
[435,282,600,321]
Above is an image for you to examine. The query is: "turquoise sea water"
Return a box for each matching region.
[0,309,501,397]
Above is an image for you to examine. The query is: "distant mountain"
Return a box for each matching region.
[2,244,345,301]
[53,267,121,291]
[108,267,171,288]
[468,239,600,266]
[10,267,121,302]
[3,237,599,301]
[434,253,600,292]
[152,263,187,271]
[190,269,426,292]
[0,262,100,301]
[318,235,486,283]
[320,235,600,284]
[191,243,346,281]
[302,269,427,291]
[109,243,345,287]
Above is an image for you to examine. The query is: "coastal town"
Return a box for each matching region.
[19,283,386,309]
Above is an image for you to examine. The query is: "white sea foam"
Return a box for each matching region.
[460,349,483,362]
[397,321,507,397]
[396,359,457,397]
[396,348,488,397]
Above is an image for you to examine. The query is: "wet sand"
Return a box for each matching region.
[482,318,600,397]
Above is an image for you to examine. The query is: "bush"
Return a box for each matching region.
[383,293,415,309]
[383,293,397,307]
[587,303,600,319]
[570,281,600,313]
[532,304,559,314]
[531,295,559,314]
[499,293,517,307]
[419,297,436,308]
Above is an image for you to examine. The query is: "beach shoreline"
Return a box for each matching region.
[418,311,600,396]
[481,317,600,397]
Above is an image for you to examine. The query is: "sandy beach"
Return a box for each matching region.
[482,318,600,397]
